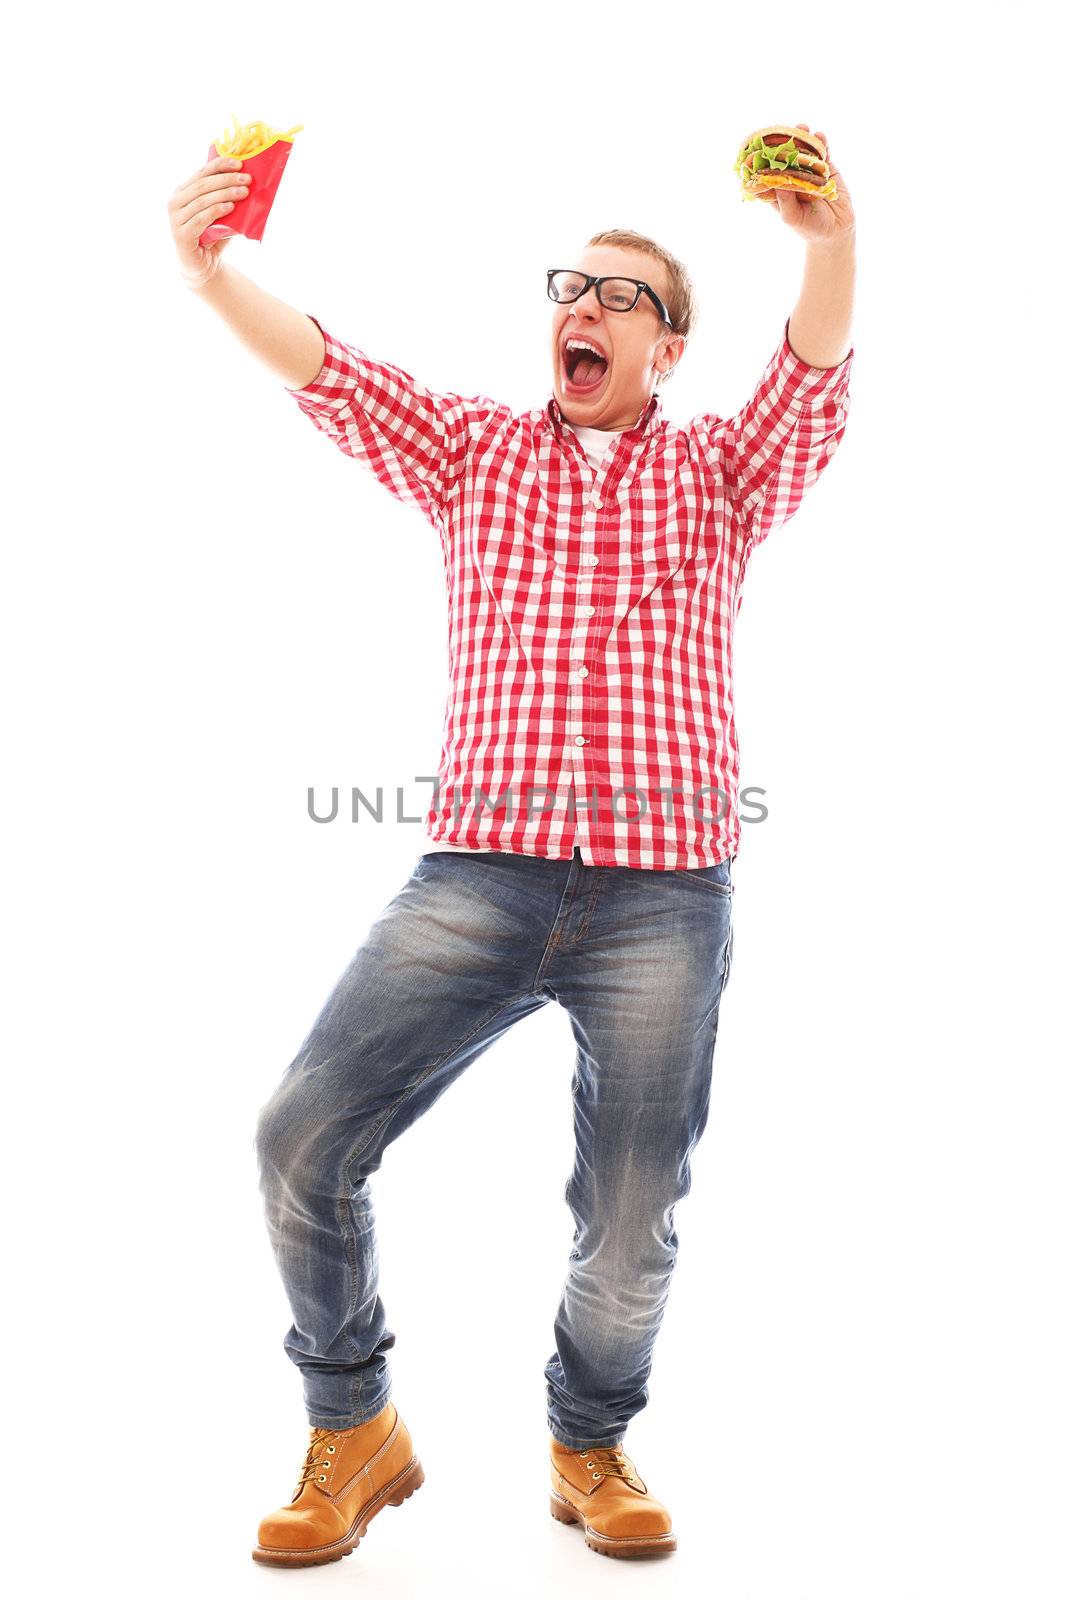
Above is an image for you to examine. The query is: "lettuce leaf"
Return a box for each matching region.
[732,132,817,177]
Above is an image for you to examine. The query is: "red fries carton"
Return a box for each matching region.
[198,119,302,247]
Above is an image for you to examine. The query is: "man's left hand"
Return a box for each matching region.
[755,124,856,247]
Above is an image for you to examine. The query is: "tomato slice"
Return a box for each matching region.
[763,130,822,158]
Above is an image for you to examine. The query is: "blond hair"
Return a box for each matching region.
[584,228,698,386]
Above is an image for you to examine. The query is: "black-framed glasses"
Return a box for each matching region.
[547,268,674,329]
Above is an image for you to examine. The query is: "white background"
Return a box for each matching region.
[5,2,1064,1595]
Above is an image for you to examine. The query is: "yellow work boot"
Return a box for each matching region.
[548,1436,676,1558]
[252,1401,424,1567]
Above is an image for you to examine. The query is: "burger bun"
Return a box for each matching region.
[736,124,836,201]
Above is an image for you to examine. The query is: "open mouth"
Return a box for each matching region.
[562,342,610,395]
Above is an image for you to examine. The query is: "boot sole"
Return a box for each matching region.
[549,1487,677,1558]
[252,1455,425,1567]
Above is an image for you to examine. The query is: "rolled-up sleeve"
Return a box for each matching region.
[285,315,500,528]
[694,317,854,550]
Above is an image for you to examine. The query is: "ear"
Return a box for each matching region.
[656,333,684,383]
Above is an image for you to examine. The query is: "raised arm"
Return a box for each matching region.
[168,155,325,387]
[281,323,500,528]
[720,319,853,549]
[691,121,856,549]
[169,156,499,527]
[188,261,326,390]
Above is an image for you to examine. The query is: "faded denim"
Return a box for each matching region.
[254,846,734,1450]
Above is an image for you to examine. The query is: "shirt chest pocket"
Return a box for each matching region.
[626,513,708,583]
[620,465,709,572]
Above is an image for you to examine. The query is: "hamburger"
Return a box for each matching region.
[733,126,837,202]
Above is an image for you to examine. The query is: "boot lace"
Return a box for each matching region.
[294,1426,342,1495]
[579,1446,637,1484]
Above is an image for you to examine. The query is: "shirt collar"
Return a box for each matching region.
[545,387,664,442]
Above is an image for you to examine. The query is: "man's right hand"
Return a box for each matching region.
[168,156,253,290]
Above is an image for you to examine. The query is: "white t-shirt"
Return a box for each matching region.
[420,421,628,861]
[569,422,629,471]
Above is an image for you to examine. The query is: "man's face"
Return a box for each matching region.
[550,247,685,430]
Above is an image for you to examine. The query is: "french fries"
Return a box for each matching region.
[212,113,304,161]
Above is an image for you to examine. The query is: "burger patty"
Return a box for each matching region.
[746,164,828,187]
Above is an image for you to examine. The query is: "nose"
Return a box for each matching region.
[569,286,601,321]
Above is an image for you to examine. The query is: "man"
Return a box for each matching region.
[168,122,855,1566]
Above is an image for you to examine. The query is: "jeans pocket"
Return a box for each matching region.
[680,861,733,897]
[722,920,734,991]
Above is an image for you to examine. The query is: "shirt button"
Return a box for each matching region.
[577,665,588,677]
[574,735,587,746]
[585,554,598,565]
[581,605,595,616]
[591,495,601,508]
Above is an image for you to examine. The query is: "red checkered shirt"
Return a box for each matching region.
[286,314,853,869]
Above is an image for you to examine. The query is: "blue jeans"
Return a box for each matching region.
[254,846,734,1450]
